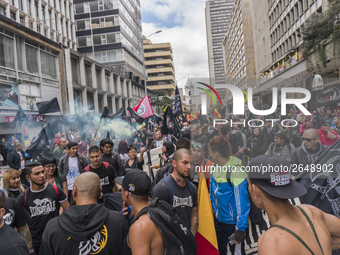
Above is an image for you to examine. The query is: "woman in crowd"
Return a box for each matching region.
[118,140,129,163]
[41,157,65,189]
[146,137,154,150]
[1,169,25,198]
[266,130,295,162]
[247,127,261,160]
[125,145,146,171]
[150,141,175,170]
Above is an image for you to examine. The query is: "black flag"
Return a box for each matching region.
[50,121,59,134]
[173,86,183,117]
[296,139,340,218]
[45,123,55,140]
[13,106,26,122]
[101,106,111,119]
[37,97,60,114]
[127,107,145,124]
[309,83,340,109]
[26,128,49,158]
[112,106,126,118]
[162,107,173,135]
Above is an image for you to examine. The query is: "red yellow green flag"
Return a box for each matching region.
[212,108,221,119]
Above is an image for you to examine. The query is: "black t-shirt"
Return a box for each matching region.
[8,189,21,199]
[17,183,67,249]
[88,163,115,194]
[151,175,198,228]
[125,158,144,171]
[4,197,31,229]
[0,224,29,255]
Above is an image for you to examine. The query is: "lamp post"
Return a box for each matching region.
[142,30,163,95]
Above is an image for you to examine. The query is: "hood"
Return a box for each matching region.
[58,204,109,242]
[212,156,242,183]
[301,141,323,156]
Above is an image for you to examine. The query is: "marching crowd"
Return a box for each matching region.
[1,105,340,255]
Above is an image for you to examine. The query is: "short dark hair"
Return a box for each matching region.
[26,161,43,176]
[67,142,78,149]
[14,142,21,148]
[89,145,101,154]
[127,144,137,152]
[208,136,231,159]
[100,138,114,149]
[0,190,5,209]
[176,137,191,150]
[220,124,231,136]
[39,157,57,166]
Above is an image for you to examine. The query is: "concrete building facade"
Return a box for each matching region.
[143,37,175,96]
[0,0,77,49]
[73,0,145,83]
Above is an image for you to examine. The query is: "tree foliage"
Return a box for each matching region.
[149,90,173,111]
[302,0,340,73]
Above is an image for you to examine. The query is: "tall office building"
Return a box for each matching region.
[205,0,234,85]
[0,0,77,49]
[73,0,145,83]
[143,37,175,97]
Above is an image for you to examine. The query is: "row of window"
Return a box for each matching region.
[76,15,119,31]
[231,55,245,77]
[231,67,246,85]
[77,32,119,47]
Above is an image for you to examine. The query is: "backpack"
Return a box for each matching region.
[134,198,197,255]
[24,184,59,208]
[85,162,114,182]
[163,175,195,206]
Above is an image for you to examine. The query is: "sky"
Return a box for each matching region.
[141,0,209,90]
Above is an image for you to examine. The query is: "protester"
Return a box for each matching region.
[220,125,244,158]
[290,129,328,166]
[1,169,25,198]
[53,138,68,159]
[40,172,130,255]
[145,137,154,150]
[75,134,87,156]
[153,130,165,148]
[190,141,212,188]
[101,138,126,176]
[248,154,340,255]
[86,146,116,194]
[316,117,340,145]
[151,148,198,236]
[266,131,295,162]
[208,136,250,255]
[191,125,209,150]
[0,190,30,255]
[128,130,143,152]
[118,140,129,163]
[150,141,175,170]
[8,142,30,187]
[40,146,59,165]
[58,142,88,203]
[17,162,69,254]
[247,127,261,159]
[125,145,146,171]
[200,123,219,140]
[0,138,8,166]
[40,157,65,189]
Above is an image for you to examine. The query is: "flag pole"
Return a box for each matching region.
[173,117,182,137]
[15,121,18,139]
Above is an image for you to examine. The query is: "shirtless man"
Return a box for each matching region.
[119,169,165,255]
[248,155,340,255]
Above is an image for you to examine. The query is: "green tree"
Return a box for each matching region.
[149,90,173,114]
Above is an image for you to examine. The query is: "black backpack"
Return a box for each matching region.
[134,198,197,255]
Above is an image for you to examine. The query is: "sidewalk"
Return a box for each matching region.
[0,165,10,189]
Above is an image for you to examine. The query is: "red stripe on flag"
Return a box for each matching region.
[196,232,219,255]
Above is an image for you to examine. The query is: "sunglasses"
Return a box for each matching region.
[192,144,203,149]
[302,138,316,142]
[323,124,331,127]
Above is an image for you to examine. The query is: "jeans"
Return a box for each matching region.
[214,218,245,255]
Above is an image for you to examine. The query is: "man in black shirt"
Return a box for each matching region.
[151,148,198,236]
[100,138,125,176]
[0,190,29,255]
[17,162,69,254]
[86,146,116,194]
[40,172,130,255]
[4,197,33,252]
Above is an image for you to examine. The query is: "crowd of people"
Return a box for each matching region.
[1,104,340,255]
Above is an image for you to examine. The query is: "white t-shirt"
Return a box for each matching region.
[66,157,80,190]
[17,151,25,170]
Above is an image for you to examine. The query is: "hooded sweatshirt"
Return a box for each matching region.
[290,141,328,166]
[40,203,131,255]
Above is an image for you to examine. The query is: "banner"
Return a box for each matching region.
[112,106,126,118]
[13,106,27,122]
[309,84,340,109]
[26,128,49,158]
[127,107,145,124]
[0,83,18,108]
[133,95,154,118]
[37,97,60,114]
[173,86,183,117]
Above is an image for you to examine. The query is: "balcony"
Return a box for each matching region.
[147,67,174,74]
[144,43,173,52]
[147,84,176,91]
[145,59,174,66]
[144,51,173,59]
[148,75,175,82]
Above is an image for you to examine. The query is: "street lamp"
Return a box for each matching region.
[143,30,163,95]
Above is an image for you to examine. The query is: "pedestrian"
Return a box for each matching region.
[40,172,130,255]
[58,142,88,203]
[0,190,30,255]
[316,117,339,145]
[75,134,87,156]
[8,142,30,187]
[247,127,261,159]
[40,157,65,189]
[100,138,126,176]
[0,138,8,166]
[1,169,25,198]
[17,162,69,254]
[190,141,212,188]
[151,148,199,236]
[208,136,250,255]
[266,131,295,162]
[150,141,174,170]
[248,154,340,255]
[120,169,164,255]
[52,138,68,159]
[125,145,146,171]
[118,140,129,163]
[86,146,116,194]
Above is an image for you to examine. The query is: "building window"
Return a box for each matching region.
[0,5,6,15]
[49,10,52,28]
[96,68,101,89]
[18,0,23,11]
[87,93,94,111]
[42,5,46,24]
[85,64,92,87]
[66,21,69,38]
[0,33,15,69]
[71,58,80,84]
[40,50,57,80]
[35,1,38,18]
[10,11,16,21]
[26,44,39,75]
[20,16,24,25]
[16,36,24,71]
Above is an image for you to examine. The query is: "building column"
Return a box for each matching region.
[109,72,114,94]
[122,78,127,97]
[112,95,116,112]
[128,80,132,98]
[79,56,88,113]
[116,75,122,96]
[82,87,88,113]
[94,90,99,114]
[103,92,108,108]
[64,48,75,114]
[118,97,122,108]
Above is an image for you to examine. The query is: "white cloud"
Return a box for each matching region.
[141,0,209,89]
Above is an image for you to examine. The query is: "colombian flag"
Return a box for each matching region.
[212,108,221,119]
[196,176,219,255]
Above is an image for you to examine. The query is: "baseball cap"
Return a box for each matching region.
[273,130,287,140]
[115,169,152,196]
[247,155,307,199]
[320,117,331,126]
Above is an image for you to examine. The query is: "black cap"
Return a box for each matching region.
[320,117,331,126]
[247,155,307,199]
[115,169,152,196]
[273,130,287,140]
